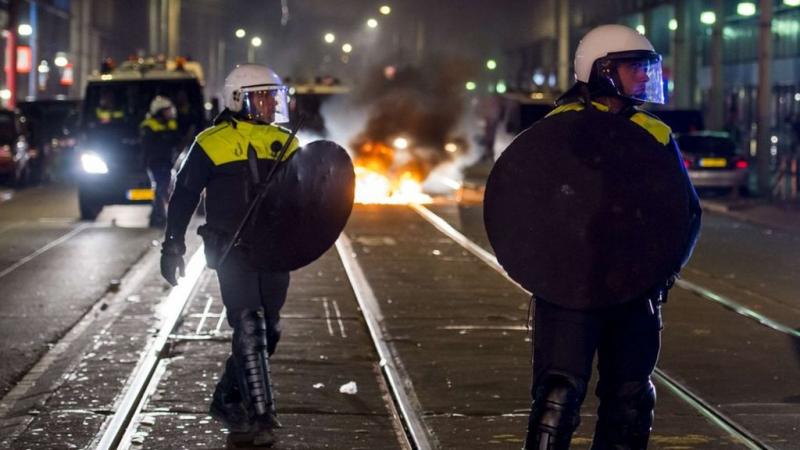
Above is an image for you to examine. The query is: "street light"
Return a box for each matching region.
[700,11,716,25]
[784,0,800,6]
[18,24,32,36]
[324,32,336,44]
[379,5,391,15]
[366,18,378,29]
[54,53,69,67]
[486,59,497,70]
[251,36,262,47]
[668,19,678,31]
[342,43,353,53]
[235,28,246,38]
[636,25,646,35]
[465,81,476,91]
[737,2,756,16]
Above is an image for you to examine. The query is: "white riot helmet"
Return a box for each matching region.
[223,64,289,124]
[573,24,664,104]
[149,96,176,119]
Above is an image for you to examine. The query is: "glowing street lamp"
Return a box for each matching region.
[737,2,756,16]
[636,24,646,35]
[54,53,69,67]
[486,59,497,70]
[465,81,477,91]
[324,32,336,44]
[379,5,391,15]
[366,18,378,29]
[669,19,678,31]
[235,28,246,38]
[18,24,32,36]
[342,43,353,53]
[700,11,716,25]
[251,36,262,47]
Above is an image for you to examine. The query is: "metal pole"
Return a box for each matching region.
[556,0,570,92]
[168,0,180,58]
[756,0,773,196]
[6,0,19,108]
[708,0,724,130]
[28,1,38,99]
[149,0,160,55]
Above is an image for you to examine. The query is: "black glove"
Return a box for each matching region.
[161,239,186,286]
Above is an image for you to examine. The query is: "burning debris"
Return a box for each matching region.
[347,57,474,204]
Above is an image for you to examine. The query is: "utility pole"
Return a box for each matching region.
[672,0,697,109]
[756,0,773,196]
[167,0,180,58]
[708,0,724,130]
[6,0,19,107]
[556,0,570,92]
[149,0,160,55]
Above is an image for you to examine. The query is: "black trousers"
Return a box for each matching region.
[216,248,290,355]
[147,163,172,224]
[532,295,663,403]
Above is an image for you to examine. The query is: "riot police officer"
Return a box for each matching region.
[160,64,299,447]
[140,96,180,228]
[521,25,702,449]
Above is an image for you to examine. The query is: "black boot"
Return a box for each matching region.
[209,356,252,440]
[523,373,586,450]
[232,308,280,447]
[591,380,656,450]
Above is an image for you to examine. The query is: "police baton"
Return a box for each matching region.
[216,114,305,268]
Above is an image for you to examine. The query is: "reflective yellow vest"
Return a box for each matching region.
[546,101,672,146]
[195,119,300,166]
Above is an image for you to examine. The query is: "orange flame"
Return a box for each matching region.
[354,141,432,204]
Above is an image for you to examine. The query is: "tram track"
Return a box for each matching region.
[336,234,430,450]
[89,235,424,450]
[410,203,779,450]
[92,247,207,450]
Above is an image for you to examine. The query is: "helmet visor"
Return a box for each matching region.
[612,53,664,104]
[240,86,289,124]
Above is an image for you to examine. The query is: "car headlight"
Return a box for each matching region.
[80,152,109,174]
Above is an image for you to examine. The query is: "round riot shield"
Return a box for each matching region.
[243,140,355,271]
[484,107,692,309]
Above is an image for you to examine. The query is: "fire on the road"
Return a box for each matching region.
[353,140,432,204]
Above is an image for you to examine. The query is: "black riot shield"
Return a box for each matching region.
[484,108,693,310]
[242,140,355,272]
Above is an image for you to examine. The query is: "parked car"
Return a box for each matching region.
[17,99,80,182]
[675,131,749,195]
[0,109,37,187]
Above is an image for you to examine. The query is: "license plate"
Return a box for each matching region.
[127,188,154,201]
[699,157,727,168]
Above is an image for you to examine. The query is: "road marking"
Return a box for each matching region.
[332,299,347,338]
[214,306,227,334]
[194,295,214,335]
[322,297,335,336]
[0,223,91,279]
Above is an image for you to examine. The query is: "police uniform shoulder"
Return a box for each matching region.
[630,109,672,145]
[272,124,293,135]
[545,102,585,118]
[196,121,230,138]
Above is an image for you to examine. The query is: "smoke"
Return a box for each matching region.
[348,55,477,176]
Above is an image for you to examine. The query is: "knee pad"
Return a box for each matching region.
[525,373,587,450]
[593,379,656,450]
